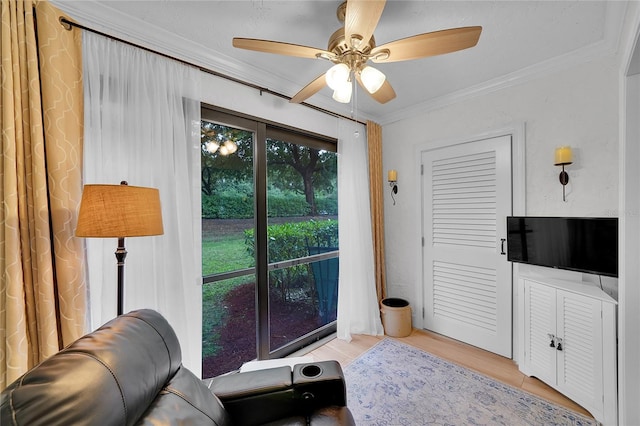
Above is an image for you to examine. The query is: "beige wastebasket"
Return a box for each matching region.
[380,298,412,337]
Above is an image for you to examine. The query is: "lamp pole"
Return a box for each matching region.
[115,237,127,316]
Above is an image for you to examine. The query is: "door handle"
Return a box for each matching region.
[500,238,506,255]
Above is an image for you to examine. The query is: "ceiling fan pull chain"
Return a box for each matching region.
[352,78,360,138]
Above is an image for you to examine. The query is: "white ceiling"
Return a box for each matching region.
[53,0,629,124]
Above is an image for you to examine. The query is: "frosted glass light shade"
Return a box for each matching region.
[218,140,237,156]
[325,63,350,90]
[332,81,352,103]
[224,140,237,155]
[205,141,219,153]
[76,184,164,238]
[360,66,386,94]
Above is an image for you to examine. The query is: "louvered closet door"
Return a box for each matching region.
[422,135,512,357]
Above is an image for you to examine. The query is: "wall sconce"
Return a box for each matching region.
[388,169,398,205]
[554,146,573,202]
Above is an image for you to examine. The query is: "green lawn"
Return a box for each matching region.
[202,234,253,357]
[202,235,253,276]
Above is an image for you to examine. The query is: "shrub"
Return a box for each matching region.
[244,219,338,301]
[267,193,311,217]
[316,193,337,215]
[202,191,337,218]
[244,219,338,262]
[202,193,253,219]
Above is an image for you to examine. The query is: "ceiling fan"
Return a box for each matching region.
[232,0,482,105]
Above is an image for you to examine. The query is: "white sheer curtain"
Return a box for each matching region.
[336,119,384,341]
[82,32,203,374]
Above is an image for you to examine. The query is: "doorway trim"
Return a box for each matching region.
[619,8,640,423]
[413,123,526,360]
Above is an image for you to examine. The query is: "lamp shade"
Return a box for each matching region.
[76,184,164,238]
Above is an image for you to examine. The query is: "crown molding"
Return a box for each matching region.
[53,0,627,127]
[619,0,640,76]
[379,38,615,125]
[378,0,628,126]
[52,0,375,123]
[53,1,289,90]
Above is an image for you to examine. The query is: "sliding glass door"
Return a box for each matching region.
[200,112,257,377]
[201,107,338,378]
[265,130,338,355]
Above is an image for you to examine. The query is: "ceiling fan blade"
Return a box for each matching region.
[345,0,386,50]
[290,74,327,104]
[370,26,482,63]
[356,74,396,104]
[233,38,332,59]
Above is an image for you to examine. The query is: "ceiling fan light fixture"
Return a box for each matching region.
[332,81,352,103]
[233,1,481,105]
[325,63,350,90]
[360,65,386,94]
[223,139,238,155]
[205,141,219,154]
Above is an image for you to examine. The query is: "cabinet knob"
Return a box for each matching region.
[556,337,563,351]
[547,333,555,348]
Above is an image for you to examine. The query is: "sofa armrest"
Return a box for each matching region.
[205,361,350,426]
[292,361,347,412]
[206,366,296,425]
[207,366,293,399]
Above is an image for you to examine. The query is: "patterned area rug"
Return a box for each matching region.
[343,339,597,426]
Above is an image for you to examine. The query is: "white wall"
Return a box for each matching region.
[382,55,619,333]
[200,73,345,140]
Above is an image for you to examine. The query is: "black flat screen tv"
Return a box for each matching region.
[506,216,618,277]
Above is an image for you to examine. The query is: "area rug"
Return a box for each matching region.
[343,339,597,426]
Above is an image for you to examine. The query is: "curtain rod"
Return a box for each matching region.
[58,17,366,126]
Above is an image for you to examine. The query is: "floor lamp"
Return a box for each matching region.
[76,181,164,316]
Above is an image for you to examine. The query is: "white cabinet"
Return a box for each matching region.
[519,277,617,425]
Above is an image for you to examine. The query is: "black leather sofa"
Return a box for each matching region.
[0,309,354,425]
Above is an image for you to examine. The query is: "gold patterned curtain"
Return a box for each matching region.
[367,120,386,302]
[1,0,87,390]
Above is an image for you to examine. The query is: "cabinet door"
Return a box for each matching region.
[523,280,557,384]
[556,289,603,416]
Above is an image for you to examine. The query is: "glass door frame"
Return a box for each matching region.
[201,105,338,361]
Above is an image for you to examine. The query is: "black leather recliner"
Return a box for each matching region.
[0,309,354,425]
